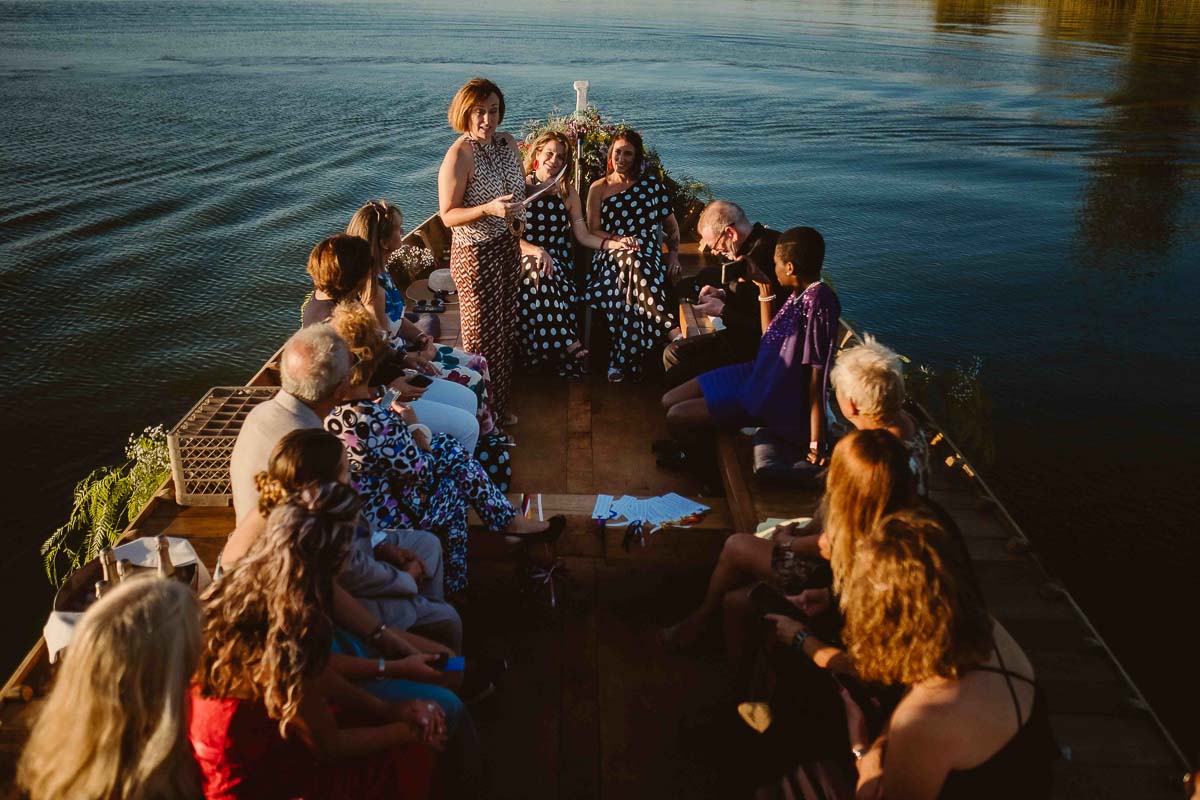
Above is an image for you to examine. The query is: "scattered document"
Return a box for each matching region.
[594,492,710,526]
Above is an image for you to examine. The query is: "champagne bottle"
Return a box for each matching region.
[116,559,132,582]
[155,535,174,578]
[99,547,115,584]
[94,579,110,600]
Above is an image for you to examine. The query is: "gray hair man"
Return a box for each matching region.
[663,200,782,388]
[228,323,463,652]
[230,323,352,520]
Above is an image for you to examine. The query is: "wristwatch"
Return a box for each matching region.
[791,628,810,652]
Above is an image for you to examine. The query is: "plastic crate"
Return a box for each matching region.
[167,387,278,506]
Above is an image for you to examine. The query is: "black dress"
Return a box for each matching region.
[584,172,677,378]
[519,192,581,374]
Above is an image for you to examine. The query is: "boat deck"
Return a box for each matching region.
[0,244,1189,798]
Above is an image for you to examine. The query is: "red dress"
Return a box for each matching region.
[189,690,433,800]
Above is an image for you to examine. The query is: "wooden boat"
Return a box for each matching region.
[0,207,1191,798]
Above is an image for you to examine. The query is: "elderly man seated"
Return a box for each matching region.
[225,323,463,653]
[662,199,782,388]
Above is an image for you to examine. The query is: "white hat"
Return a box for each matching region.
[428,268,456,294]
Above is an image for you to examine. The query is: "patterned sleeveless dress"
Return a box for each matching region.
[584,172,677,378]
[519,191,581,373]
[449,134,526,415]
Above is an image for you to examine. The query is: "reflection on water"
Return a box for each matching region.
[931,0,1200,275]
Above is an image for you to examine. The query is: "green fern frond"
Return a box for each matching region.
[41,426,170,587]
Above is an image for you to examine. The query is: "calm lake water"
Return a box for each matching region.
[2,0,1198,755]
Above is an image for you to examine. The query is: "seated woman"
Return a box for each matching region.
[518,131,639,376]
[18,577,202,800]
[302,233,481,453]
[840,508,1057,799]
[251,428,482,795]
[662,336,920,655]
[660,226,840,467]
[191,482,445,800]
[233,428,464,653]
[326,300,564,595]
[347,199,502,433]
[584,128,683,382]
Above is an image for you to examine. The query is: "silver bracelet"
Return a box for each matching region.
[758,295,776,303]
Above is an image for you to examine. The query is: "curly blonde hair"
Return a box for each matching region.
[328,299,390,386]
[824,428,918,592]
[196,482,360,735]
[18,577,201,800]
[843,508,992,684]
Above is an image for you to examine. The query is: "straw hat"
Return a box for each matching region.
[428,269,456,294]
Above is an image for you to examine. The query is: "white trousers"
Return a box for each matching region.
[410,376,480,453]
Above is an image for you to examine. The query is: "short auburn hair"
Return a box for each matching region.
[448,77,505,133]
[306,234,371,299]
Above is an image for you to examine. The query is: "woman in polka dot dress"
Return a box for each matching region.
[519,131,639,376]
[585,129,684,381]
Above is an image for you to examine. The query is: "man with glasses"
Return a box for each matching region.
[662,200,782,388]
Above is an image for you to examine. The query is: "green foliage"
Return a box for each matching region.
[41,426,171,587]
[520,107,713,223]
[905,357,996,469]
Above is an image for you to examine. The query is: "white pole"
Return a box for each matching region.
[573,80,591,349]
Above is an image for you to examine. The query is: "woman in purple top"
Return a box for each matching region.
[661,227,840,463]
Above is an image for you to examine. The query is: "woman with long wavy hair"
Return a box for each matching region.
[584,128,684,381]
[839,509,1057,799]
[18,576,202,800]
[190,481,445,800]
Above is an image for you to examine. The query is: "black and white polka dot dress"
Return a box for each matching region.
[519,192,580,372]
[584,172,678,378]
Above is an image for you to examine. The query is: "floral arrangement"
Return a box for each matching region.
[520,106,712,225]
[387,243,436,285]
[41,425,172,586]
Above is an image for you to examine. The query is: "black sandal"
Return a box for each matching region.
[558,343,590,378]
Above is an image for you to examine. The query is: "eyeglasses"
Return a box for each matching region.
[708,227,733,256]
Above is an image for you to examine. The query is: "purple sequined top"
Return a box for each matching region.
[741,281,841,442]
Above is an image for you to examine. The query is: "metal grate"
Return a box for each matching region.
[167,387,278,506]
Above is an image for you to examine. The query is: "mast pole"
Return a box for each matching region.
[574,80,591,351]
[573,80,588,192]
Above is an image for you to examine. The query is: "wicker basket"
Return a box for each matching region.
[167,387,278,506]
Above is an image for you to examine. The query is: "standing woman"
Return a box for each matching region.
[519,131,639,376]
[585,129,683,382]
[439,77,539,421]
